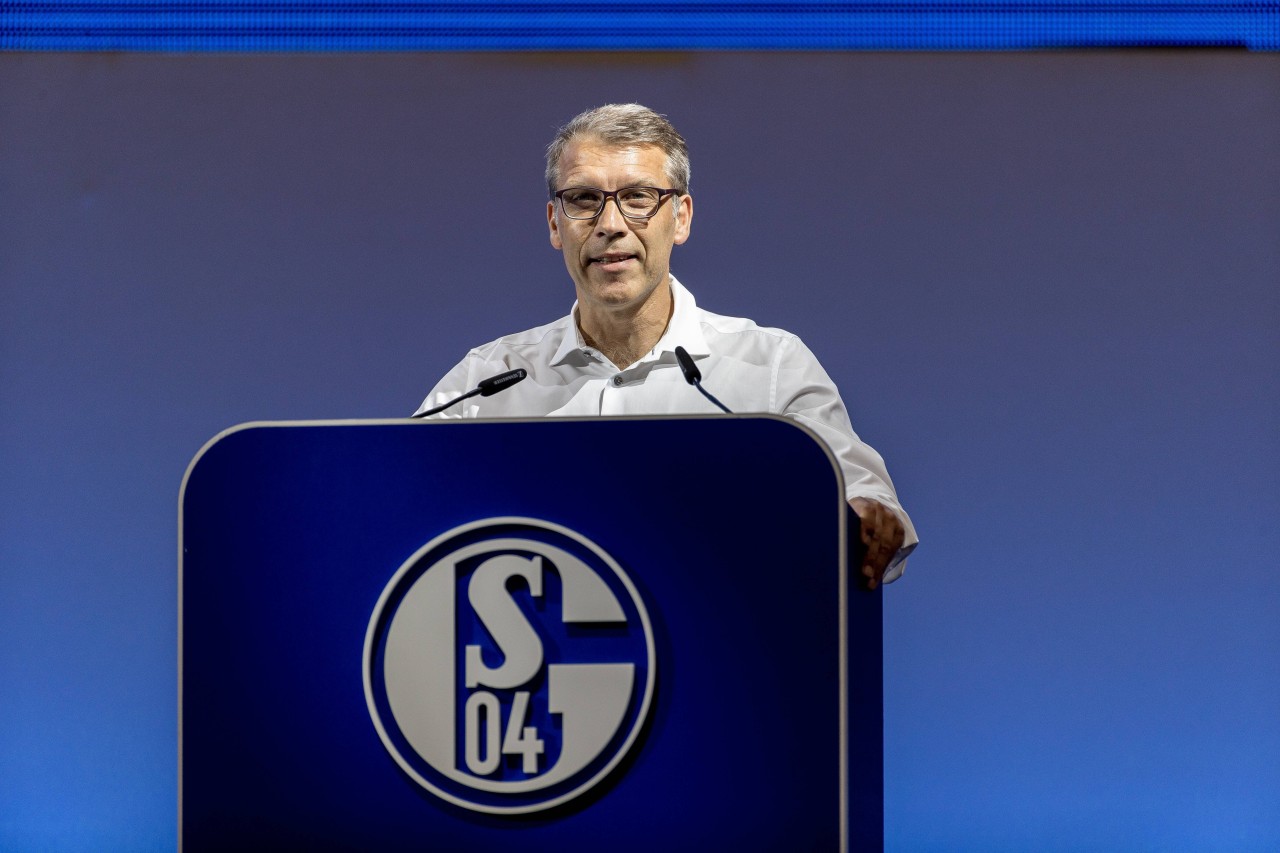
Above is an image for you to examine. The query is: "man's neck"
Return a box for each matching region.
[576,282,673,370]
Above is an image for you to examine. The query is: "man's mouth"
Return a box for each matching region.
[590,253,638,266]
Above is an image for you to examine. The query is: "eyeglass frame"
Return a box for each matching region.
[552,186,681,221]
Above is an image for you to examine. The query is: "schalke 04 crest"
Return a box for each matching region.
[363,517,657,814]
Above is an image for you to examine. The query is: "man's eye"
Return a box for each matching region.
[565,191,602,206]
[620,189,657,203]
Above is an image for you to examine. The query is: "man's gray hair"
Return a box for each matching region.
[545,103,691,196]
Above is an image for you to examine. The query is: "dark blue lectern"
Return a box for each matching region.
[180,415,882,850]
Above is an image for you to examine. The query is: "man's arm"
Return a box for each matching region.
[772,335,918,587]
[412,355,476,418]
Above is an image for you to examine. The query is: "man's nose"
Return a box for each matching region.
[595,196,629,234]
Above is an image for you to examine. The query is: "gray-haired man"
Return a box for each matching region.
[416,103,917,587]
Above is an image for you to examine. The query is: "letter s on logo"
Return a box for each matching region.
[465,554,544,690]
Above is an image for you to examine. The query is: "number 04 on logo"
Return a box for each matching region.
[363,517,657,814]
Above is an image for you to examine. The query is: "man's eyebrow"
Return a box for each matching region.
[563,179,663,189]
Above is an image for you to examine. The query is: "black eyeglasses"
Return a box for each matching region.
[553,186,679,221]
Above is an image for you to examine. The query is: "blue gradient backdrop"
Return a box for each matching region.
[1,52,1277,849]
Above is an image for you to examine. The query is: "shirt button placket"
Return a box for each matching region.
[601,372,625,415]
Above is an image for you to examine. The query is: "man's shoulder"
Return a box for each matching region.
[694,303,801,346]
[465,314,573,360]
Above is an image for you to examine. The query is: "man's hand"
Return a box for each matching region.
[850,498,905,591]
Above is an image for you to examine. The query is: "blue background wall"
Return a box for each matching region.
[1,51,1277,849]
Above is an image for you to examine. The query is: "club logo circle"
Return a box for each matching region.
[363,517,656,814]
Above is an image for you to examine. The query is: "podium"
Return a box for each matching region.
[179,416,882,850]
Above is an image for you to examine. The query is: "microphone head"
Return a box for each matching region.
[477,368,528,397]
[674,346,701,385]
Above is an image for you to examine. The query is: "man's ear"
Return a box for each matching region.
[547,201,563,250]
[673,193,693,245]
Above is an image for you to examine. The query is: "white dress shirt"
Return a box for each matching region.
[416,276,917,581]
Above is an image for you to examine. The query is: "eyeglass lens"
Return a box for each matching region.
[560,187,663,219]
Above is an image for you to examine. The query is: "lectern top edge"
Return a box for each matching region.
[179,412,848,509]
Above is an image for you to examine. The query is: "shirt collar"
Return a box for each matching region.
[549,308,587,367]
[654,276,710,359]
[548,274,710,367]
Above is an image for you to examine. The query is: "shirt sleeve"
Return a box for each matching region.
[412,353,479,419]
[771,335,918,583]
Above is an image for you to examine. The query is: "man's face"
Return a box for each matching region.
[547,139,693,316]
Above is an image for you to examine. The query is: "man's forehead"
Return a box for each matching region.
[557,139,670,182]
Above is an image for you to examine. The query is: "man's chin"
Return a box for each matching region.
[589,288,640,309]
[576,276,653,310]
[583,270,637,294]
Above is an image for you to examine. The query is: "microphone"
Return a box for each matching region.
[674,346,701,384]
[411,368,528,418]
[674,346,732,414]
[478,369,527,397]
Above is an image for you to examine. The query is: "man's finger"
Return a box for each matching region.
[864,514,892,578]
[872,510,905,571]
[859,503,886,584]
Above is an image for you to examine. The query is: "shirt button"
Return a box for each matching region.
[612,376,623,387]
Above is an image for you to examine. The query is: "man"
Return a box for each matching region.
[416,103,917,587]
